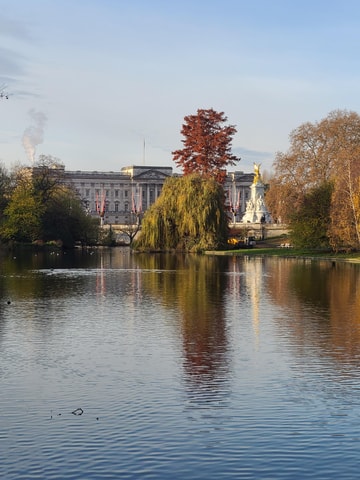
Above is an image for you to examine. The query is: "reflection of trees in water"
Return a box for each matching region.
[134,253,230,400]
[0,248,133,300]
[3,263,89,300]
[266,258,360,368]
[0,249,114,335]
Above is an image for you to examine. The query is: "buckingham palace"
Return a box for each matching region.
[63,165,254,225]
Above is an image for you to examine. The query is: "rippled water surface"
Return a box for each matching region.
[1,248,360,479]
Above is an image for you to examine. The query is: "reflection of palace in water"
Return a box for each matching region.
[94,254,360,376]
[218,256,360,372]
[227,256,265,346]
[243,258,264,343]
[4,248,360,405]
[133,254,274,400]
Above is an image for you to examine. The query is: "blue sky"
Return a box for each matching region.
[1,0,360,174]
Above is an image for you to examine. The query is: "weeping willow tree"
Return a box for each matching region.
[133,174,229,252]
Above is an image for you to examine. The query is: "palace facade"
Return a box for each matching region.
[63,165,254,224]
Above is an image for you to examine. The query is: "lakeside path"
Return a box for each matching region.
[205,248,360,264]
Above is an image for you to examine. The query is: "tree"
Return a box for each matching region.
[329,157,360,251]
[1,178,43,242]
[118,223,141,246]
[0,163,11,217]
[42,185,99,247]
[268,110,360,249]
[289,181,333,249]
[1,156,65,243]
[172,108,240,184]
[0,84,9,100]
[133,174,229,252]
[264,173,295,224]
[31,155,65,205]
[1,159,99,247]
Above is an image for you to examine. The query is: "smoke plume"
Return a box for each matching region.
[22,109,47,163]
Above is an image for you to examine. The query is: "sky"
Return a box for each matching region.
[1,0,360,175]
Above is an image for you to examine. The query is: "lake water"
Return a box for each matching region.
[1,248,360,479]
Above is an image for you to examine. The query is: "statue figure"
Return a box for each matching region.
[256,195,264,210]
[253,163,261,184]
[246,198,254,210]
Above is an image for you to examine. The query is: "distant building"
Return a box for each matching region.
[63,165,254,224]
[224,171,255,223]
[64,166,173,225]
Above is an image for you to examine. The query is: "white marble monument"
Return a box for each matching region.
[241,163,271,223]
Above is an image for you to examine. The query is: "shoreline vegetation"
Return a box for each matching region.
[206,248,360,263]
[206,241,360,263]
[2,236,360,264]
[3,244,360,264]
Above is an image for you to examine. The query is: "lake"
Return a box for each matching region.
[1,248,360,479]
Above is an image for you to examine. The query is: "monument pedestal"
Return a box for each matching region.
[241,164,271,224]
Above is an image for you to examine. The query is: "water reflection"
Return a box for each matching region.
[2,249,360,478]
[134,253,231,404]
[3,249,360,374]
[2,249,360,374]
[265,257,360,369]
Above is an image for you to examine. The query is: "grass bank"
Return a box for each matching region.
[205,243,360,263]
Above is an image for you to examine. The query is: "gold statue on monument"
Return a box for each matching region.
[253,163,261,184]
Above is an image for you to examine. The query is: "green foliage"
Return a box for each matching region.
[289,181,333,249]
[134,174,229,252]
[42,186,99,247]
[99,226,117,247]
[0,163,99,247]
[1,180,44,242]
[0,163,10,215]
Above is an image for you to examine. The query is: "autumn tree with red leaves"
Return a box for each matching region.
[172,108,240,183]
